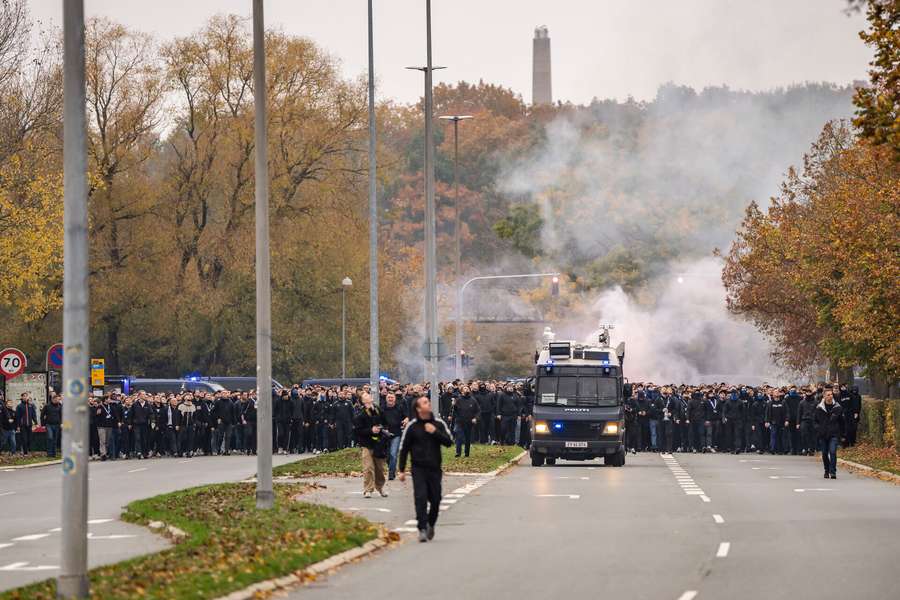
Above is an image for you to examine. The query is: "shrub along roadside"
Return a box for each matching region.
[859,398,900,452]
[0,453,59,467]
[273,444,523,478]
[0,483,378,600]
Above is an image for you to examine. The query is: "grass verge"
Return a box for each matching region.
[0,453,58,467]
[273,444,523,478]
[0,482,378,600]
[840,442,900,478]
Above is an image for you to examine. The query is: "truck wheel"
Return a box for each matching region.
[531,452,545,467]
[615,449,626,467]
[546,458,557,465]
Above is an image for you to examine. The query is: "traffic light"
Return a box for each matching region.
[551,276,560,297]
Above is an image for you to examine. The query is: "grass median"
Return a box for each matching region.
[0,453,58,467]
[0,482,378,600]
[273,444,523,478]
[840,442,900,478]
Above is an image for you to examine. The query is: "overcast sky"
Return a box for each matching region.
[29,0,871,105]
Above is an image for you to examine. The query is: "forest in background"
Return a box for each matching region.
[0,0,894,385]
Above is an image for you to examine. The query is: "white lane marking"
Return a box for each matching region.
[717,542,730,557]
[450,488,469,495]
[439,505,450,511]
[346,507,392,513]
[393,527,418,533]
[0,491,15,497]
[0,543,13,549]
[713,514,725,524]
[86,533,137,540]
[751,467,761,470]
[0,561,57,571]
[404,519,418,526]
[48,528,61,533]
[443,494,464,498]
[442,499,458,504]
[3,469,14,472]
[700,495,711,503]
[87,519,113,525]
[127,468,147,473]
[12,533,50,541]
[535,494,580,499]
[740,459,763,463]
[769,475,803,479]
[678,592,699,600]
[794,488,834,493]
[685,490,705,495]
[179,460,191,464]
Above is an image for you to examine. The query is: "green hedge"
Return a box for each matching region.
[860,398,900,452]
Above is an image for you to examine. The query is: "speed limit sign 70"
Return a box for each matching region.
[0,348,27,379]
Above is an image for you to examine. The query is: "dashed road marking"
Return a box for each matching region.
[404,519,417,526]
[677,592,698,600]
[0,491,15,497]
[713,514,725,524]
[700,495,711,503]
[12,533,50,541]
[127,467,147,473]
[393,527,418,533]
[716,542,730,557]
[534,494,580,499]
[794,488,834,493]
[347,507,392,513]
[0,543,13,550]
[88,518,113,524]
[0,561,58,571]
[87,533,137,540]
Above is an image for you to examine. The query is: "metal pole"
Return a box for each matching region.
[452,118,461,380]
[424,0,439,399]
[58,0,89,596]
[253,0,274,511]
[342,286,347,379]
[367,0,379,396]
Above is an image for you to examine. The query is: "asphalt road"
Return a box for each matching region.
[290,452,900,600]
[0,454,296,591]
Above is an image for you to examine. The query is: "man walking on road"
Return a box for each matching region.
[815,389,844,480]
[398,396,453,543]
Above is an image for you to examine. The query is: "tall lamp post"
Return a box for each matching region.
[252,0,274,511]
[59,0,90,596]
[342,276,353,378]
[439,114,472,381]
[367,0,380,396]
[406,0,443,399]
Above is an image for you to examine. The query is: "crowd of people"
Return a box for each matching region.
[1,380,860,480]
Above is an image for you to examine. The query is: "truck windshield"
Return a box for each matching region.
[537,376,619,407]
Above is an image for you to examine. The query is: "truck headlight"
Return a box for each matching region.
[534,421,549,434]
[603,422,620,435]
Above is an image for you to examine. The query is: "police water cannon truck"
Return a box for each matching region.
[529,325,630,467]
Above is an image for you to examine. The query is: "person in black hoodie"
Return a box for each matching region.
[383,392,407,480]
[797,392,817,456]
[41,393,63,458]
[765,390,789,454]
[815,390,844,479]
[129,393,152,459]
[844,386,862,447]
[1,398,16,455]
[474,382,495,444]
[722,389,744,454]
[398,395,453,543]
[687,391,707,453]
[289,386,305,453]
[211,392,234,455]
[450,385,479,458]
[274,390,293,455]
[496,385,519,445]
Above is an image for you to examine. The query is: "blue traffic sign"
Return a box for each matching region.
[47,343,64,371]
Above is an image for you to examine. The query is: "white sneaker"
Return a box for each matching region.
[363,491,372,499]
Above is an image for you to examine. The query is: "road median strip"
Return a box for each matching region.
[0,482,379,600]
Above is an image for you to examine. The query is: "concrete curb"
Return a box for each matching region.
[444,449,527,478]
[213,535,389,600]
[0,458,61,470]
[838,458,900,485]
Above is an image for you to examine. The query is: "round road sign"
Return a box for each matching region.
[47,343,64,371]
[0,347,27,379]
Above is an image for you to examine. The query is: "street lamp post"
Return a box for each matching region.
[252,0,274,511]
[59,0,90,596]
[367,0,380,396]
[342,277,353,378]
[439,114,473,381]
[406,0,443,399]
[456,273,559,380]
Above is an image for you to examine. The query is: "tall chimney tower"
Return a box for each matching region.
[532,25,552,105]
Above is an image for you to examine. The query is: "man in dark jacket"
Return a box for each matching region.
[211,392,234,455]
[496,385,519,445]
[383,392,407,480]
[353,392,388,498]
[274,390,292,455]
[398,395,453,543]
[41,394,63,458]
[722,389,744,454]
[785,387,802,455]
[844,386,862,447]
[815,390,844,479]
[474,382,495,443]
[14,394,36,455]
[1,398,16,455]
[451,385,480,458]
[765,390,789,454]
[797,391,817,456]
[688,391,707,453]
[289,386,305,453]
[749,390,768,453]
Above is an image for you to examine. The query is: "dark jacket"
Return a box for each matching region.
[398,416,453,471]
[766,398,787,425]
[474,390,495,415]
[815,401,844,440]
[15,402,37,429]
[383,404,406,436]
[496,392,519,417]
[274,394,293,423]
[1,404,16,431]
[353,405,387,449]
[41,401,63,426]
[722,397,743,422]
[212,397,234,426]
[452,394,480,423]
[130,401,152,426]
[688,395,707,422]
[798,396,817,423]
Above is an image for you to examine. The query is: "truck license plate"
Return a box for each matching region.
[565,441,588,448]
